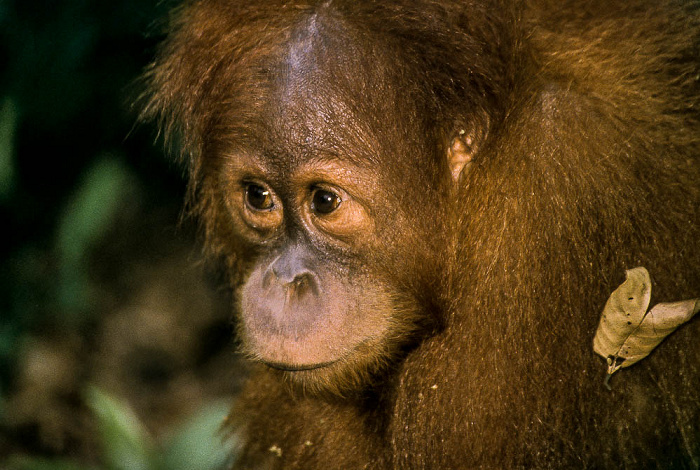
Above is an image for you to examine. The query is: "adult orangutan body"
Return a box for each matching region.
[142,0,700,467]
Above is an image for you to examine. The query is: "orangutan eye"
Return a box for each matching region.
[245,183,274,211]
[311,188,341,214]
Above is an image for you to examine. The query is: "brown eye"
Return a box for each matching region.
[311,188,341,214]
[245,183,274,211]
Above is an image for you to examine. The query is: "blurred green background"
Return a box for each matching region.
[0,1,246,468]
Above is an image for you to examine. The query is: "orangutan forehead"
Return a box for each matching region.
[222,12,411,170]
[274,14,397,152]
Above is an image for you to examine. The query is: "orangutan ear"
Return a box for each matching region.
[448,120,488,182]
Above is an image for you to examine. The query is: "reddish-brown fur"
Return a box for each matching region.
[142,0,700,468]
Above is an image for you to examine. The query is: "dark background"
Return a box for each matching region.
[0,1,246,468]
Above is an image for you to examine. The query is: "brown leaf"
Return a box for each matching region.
[593,267,699,388]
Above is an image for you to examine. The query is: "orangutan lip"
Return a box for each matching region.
[257,339,371,372]
[262,359,338,371]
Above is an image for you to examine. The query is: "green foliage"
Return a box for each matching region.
[5,387,235,470]
[0,1,230,468]
[86,386,155,470]
[5,457,95,470]
[0,97,17,200]
[0,0,174,391]
[55,157,135,320]
[158,401,233,470]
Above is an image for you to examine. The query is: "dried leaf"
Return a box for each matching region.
[593,267,652,360]
[593,267,699,388]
